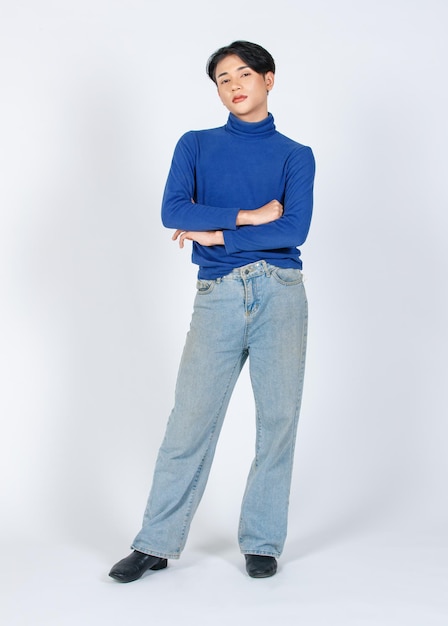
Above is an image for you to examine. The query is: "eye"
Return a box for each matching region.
[241,72,251,78]
[220,78,230,85]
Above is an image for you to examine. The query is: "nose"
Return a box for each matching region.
[231,81,241,91]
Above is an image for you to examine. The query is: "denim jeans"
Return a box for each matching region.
[132,261,308,559]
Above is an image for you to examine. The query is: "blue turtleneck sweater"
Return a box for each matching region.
[161,113,315,279]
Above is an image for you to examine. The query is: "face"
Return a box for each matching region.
[215,54,274,123]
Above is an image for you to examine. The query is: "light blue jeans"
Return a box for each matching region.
[132,261,308,559]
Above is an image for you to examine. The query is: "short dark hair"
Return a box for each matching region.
[206,40,276,84]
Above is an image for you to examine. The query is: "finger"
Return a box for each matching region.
[172,229,182,241]
[179,232,188,248]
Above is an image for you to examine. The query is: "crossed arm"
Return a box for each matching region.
[172,199,283,248]
[163,135,314,251]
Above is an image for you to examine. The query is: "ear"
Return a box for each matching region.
[265,71,275,92]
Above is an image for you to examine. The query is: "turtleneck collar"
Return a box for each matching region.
[225,112,276,139]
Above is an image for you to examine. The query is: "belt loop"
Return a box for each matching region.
[262,260,273,276]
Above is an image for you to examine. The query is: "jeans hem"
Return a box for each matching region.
[240,550,281,558]
[131,544,181,560]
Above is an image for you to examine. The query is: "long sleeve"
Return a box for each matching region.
[161,132,240,232]
[223,146,315,253]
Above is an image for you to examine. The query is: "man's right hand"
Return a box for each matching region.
[236,200,284,226]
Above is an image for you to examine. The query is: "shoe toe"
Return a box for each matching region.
[109,551,166,583]
[245,555,277,578]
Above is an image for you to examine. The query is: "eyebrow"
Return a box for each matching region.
[217,65,250,79]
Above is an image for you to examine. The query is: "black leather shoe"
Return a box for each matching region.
[245,554,277,578]
[109,550,167,583]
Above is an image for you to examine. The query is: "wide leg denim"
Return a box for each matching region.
[132,261,308,559]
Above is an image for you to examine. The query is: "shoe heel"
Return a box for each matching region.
[150,558,168,571]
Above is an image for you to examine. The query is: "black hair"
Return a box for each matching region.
[206,40,275,84]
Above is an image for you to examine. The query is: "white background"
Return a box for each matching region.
[1,1,447,624]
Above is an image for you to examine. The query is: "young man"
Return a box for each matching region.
[109,40,315,581]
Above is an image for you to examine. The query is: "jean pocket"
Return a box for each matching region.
[271,267,303,286]
[196,279,215,294]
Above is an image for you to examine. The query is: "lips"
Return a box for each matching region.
[232,95,247,103]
